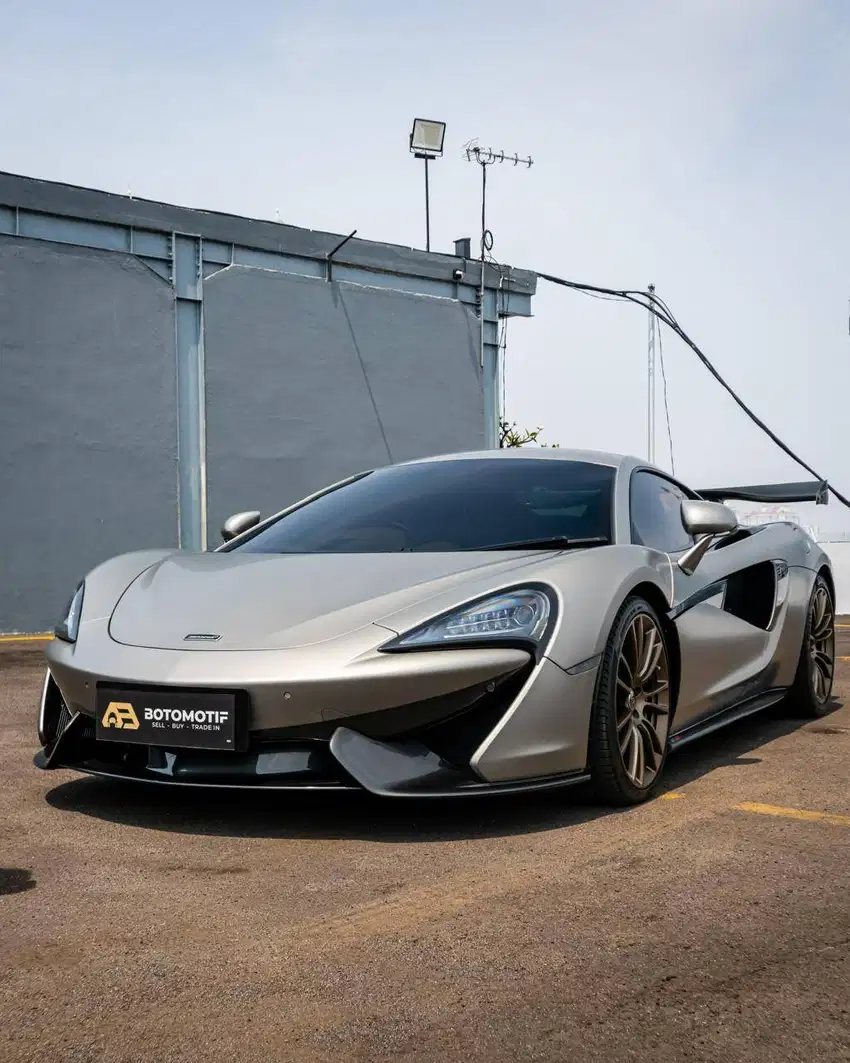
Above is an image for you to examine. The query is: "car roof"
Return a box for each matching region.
[393,447,662,474]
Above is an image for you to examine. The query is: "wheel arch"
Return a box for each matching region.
[626,580,682,713]
[817,563,835,606]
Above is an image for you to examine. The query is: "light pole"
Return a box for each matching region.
[409,118,446,252]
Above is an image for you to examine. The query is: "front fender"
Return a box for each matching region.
[469,546,672,784]
[541,545,672,672]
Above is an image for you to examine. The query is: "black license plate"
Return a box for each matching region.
[95,687,238,751]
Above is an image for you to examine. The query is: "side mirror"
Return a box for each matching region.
[681,499,738,538]
[677,500,738,575]
[221,510,261,543]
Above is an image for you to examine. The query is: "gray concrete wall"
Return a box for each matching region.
[0,243,486,634]
[203,267,483,538]
[0,236,178,632]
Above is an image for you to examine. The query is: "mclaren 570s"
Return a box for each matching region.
[36,449,836,806]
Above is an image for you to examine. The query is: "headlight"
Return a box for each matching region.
[387,588,553,650]
[54,583,84,643]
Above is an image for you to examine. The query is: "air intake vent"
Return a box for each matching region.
[56,702,72,737]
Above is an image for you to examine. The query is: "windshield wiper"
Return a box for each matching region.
[471,536,609,552]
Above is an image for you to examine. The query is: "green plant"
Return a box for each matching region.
[499,420,560,448]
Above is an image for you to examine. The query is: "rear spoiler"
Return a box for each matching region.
[697,480,829,505]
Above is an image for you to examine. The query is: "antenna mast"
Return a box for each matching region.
[463,143,532,445]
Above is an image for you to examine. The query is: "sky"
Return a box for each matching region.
[3,0,850,531]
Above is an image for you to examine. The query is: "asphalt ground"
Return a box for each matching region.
[1,633,849,1063]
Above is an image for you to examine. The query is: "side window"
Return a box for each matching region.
[630,471,693,553]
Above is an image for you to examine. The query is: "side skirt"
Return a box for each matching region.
[668,688,788,751]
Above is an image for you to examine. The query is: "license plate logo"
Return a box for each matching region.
[101,701,141,730]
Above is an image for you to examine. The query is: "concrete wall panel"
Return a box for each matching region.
[203,267,484,540]
[0,236,177,632]
[333,282,483,463]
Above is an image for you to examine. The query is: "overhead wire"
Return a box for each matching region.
[536,271,850,510]
[655,317,675,475]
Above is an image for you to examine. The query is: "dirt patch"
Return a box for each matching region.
[0,868,36,897]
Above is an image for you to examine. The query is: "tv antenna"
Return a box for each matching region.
[463,141,533,374]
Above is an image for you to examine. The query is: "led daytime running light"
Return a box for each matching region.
[395,588,552,648]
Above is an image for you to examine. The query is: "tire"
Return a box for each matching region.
[782,573,836,719]
[586,595,674,807]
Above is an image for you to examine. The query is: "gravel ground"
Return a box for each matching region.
[1,633,849,1063]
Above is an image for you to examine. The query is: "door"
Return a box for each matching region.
[630,470,776,732]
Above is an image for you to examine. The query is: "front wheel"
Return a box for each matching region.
[587,596,673,806]
[782,574,836,718]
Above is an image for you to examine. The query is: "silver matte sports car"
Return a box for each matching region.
[36,449,837,805]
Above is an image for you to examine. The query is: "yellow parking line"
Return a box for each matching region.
[660,792,686,800]
[733,802,850,828]
[0,633,52,643]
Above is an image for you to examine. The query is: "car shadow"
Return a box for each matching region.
[44,700,842,843]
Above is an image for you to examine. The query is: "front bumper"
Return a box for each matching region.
[36,654,595,799]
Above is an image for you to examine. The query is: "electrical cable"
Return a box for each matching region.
[537,271,850,510]
[499,285,509,430]
[656,320,675,475]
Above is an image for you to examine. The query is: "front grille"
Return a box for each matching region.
[41,674,72,746]
[56,702,72,736]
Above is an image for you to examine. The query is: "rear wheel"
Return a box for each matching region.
[783,574,836,718]
[587,596,672,806]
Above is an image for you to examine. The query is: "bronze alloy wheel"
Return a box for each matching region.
[615,612,671,789]
[783,573,837,719]
[808,582,835,705]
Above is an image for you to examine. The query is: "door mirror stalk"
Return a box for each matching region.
[677,533,715,576]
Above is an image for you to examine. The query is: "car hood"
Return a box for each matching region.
[107,549,564,650]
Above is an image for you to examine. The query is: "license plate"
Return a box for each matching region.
[95,687,238,751]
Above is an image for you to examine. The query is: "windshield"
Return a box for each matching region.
[226,457,616,554]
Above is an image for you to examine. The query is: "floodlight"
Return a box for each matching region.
[410,118,446,158]
[408,119,446,252]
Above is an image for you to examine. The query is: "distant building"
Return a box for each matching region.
[733,505,820,541]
